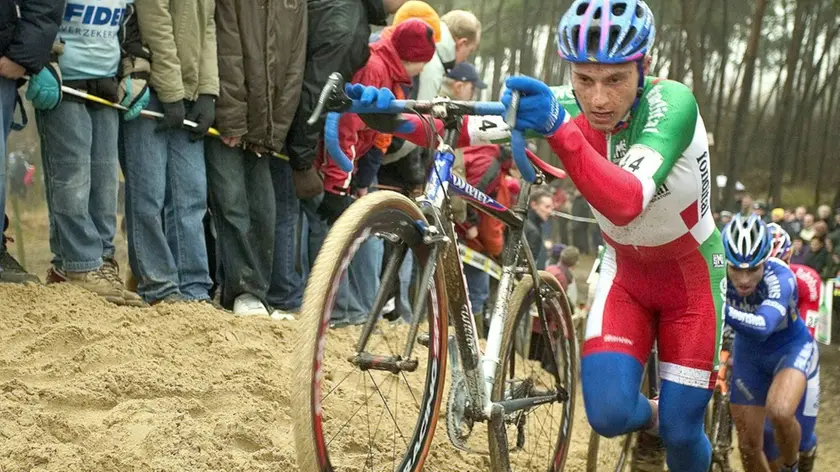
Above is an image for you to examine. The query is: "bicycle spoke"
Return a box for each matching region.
[400,371,421,409]
[327,372,382,448]
[369,371,407,442]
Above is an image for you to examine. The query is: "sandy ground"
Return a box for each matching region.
[1,208,838,471]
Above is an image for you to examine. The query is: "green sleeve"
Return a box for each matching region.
[633,80,699,187]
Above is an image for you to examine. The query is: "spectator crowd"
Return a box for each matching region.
[2,0,836,325]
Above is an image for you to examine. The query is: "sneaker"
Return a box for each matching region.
[101,258,146,307]
[234,294,269,316]
[0,241,40,284]
[799,445,816,472]
[49,266,124,305]
[270,308,296,321]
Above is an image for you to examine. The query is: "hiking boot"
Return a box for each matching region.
[101,258,146,307]
[0,237,40,284]
[48,266,124,305]
[631,430,666,472]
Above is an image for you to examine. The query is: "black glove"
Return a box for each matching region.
[317,192,354,225]
[186,94,216,141]
[359,113,413,134]
[353,148,382,190]
[156,99,186,132]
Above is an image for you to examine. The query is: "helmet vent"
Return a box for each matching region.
[612,3,627,16]
[576,2,590,15]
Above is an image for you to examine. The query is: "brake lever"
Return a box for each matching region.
[506,91,538,183]
[307,72,344,126]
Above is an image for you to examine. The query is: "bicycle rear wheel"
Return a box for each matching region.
[489,272,577,471]
[291,191,449,471]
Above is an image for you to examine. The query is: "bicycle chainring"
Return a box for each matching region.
[446,372,477,452]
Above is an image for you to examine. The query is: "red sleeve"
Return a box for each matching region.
[322,62,390,195]
[546,116,645,227]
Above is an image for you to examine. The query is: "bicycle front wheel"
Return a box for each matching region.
[490,272,577,471]
[291,191,449,472]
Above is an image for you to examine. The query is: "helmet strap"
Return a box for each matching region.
[614,60,646,130]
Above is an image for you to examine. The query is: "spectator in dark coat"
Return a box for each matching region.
[0,0,63,283]
[804,236,829,276]
[209,0,307,317]
[284,0,408,199]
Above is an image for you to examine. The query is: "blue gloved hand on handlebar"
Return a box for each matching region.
[345,84,397,110]
[501,76,566,136]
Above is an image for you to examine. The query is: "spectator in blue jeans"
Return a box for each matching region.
[121,0,218,305]
[0,0,63,283]
[207,0,306,317]
[37,0,147,307]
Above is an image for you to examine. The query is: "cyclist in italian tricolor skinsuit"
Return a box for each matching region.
[344,1,722,469]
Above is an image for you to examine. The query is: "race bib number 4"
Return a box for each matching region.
[618,145,664,180]
[466,115,510,145]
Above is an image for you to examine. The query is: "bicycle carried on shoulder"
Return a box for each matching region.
[291,73,578,472]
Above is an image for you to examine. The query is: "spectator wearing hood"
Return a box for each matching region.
[416,10,481,101]
[37,0,148,308]
[0,0,63,284]
[122,0,219,305]
[369,10,482,195]
[207,0,306,317]
[284,0,408,200]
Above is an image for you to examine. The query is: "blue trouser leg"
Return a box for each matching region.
[0,77,16,246]
[37,101,119,272]
[266,157,304,311]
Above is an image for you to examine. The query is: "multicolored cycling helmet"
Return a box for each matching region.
[722,214,773,269]
[557,0,656,64]
[766,222,793,261]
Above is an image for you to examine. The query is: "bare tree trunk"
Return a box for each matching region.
[723,0,769,205]
[768,0,809,204]
[713,0,729,144]
[681,0,706,110]
[490,0,506,99]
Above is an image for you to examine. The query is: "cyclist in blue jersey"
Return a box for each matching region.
[722,214,820,472]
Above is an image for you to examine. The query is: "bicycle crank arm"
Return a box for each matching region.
[347,353,419,374]
[489,403,512,472]
[496,390,564,415]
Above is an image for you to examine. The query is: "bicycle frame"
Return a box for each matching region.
[406,125,553,421]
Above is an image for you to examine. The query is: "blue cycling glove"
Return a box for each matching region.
[345,84,396,110]
[501,76,565,136]
[26,62,62,110]
[118,55,151,121]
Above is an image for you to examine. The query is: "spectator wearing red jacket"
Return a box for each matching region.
[315,18,436,224]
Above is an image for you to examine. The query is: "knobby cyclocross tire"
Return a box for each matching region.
[291,191,449,472]
[490,272,577,471]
